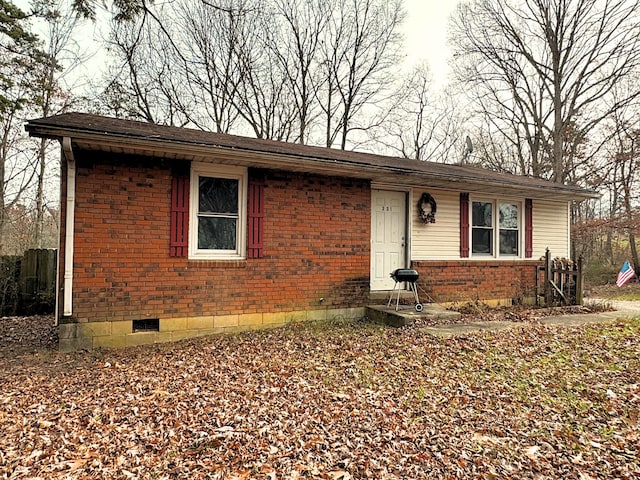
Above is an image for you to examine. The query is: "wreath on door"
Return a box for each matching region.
[418,193,437,224]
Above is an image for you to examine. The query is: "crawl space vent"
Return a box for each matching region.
[132,318,160,332]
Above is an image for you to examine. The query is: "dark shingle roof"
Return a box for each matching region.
[25,112,598,200]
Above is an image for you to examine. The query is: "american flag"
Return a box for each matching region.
[616,261,636,287]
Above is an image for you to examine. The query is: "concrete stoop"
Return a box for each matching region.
[366,303,461,327]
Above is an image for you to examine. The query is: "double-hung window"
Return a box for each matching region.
[189,163,247,259]
[472,201,494,255]
[498,203,519,255]
[471,199,521,257]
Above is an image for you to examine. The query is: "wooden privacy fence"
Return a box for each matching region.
[536,248,583,306]
[0,255,21,316]
[0,249,57,316]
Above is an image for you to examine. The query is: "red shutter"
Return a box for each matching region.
[247,179,264,258]
[170,171,189,257]
[460,192,470,258]
[525,198,533,258]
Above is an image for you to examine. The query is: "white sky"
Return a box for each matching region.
[402,0,461,87]
[15,0,460,91]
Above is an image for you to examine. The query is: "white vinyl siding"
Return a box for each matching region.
[410,190,570,261]
[411,189,460,260]
[532,199,570,258]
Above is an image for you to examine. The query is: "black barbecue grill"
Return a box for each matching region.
[387,268,423,312]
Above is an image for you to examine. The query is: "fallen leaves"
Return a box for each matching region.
[447,302,614,325]
[0,315,639,478]
[0,315,57,354]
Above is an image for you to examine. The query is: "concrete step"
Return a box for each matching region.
[365,304,461,327]
[369,290,416,302]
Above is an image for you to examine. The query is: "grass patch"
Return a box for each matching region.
[610,293,640,300]
[589,281,640,300]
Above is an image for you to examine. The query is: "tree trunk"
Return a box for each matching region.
[1,126,8,255]
[622,179,640,276]
[629,230,639,278]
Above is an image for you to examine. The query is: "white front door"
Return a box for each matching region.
[371,189,407,290]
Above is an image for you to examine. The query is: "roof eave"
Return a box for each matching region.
[25,121,600,201]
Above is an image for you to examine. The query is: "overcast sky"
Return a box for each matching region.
[402,0,460,86]
[15,0,460,92]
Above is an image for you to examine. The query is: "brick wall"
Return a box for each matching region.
[69,152,371,323]
[411,260,542,304]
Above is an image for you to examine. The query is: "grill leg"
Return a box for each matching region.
[410,282,420,304]
[387,282,400,311]
[386,281,402,311]
[387,281,397,308]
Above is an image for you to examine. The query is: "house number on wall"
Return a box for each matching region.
[382,206,393,212]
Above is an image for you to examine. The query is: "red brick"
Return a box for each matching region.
[64,155,371,322]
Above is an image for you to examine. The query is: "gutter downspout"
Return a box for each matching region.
[62,137,76,319]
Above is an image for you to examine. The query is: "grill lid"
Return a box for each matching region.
[390,268,419,282]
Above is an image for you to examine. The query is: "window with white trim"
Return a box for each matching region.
[471,199,521,257]
[498,202,519,255]
[472,201,493,255]
[189,163,247,259]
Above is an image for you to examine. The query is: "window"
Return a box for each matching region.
[471,199,521,257]
[472,201,493,254]
[189,163,247,259]
[499,203,519,255]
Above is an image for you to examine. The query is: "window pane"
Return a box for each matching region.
[500,230,519,255]
[499,203,518,229]
[472,228,493,254]
[472,202,492,227]
[198,217,237,250]
[199,177,238,214]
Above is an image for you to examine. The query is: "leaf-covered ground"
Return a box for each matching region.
[1,315,639,479]
[448,302,613,325]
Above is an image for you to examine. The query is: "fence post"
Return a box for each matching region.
[576,255,584,306]
[544,248,551,306]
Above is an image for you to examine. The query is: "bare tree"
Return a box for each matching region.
[265,0,329,144]
[70,0,233,22]
[95,0,406,150]
[0,0,44,254]
[233,24,298,141]
[607,100,640,274]
[374,64,462,162]
[100,0,264,134]
[570,76,640,271]
[30,0,85,248]
[450,0,640,183]
[321,0,404,149]
[99,13,186,125]
[169,0,253,133]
